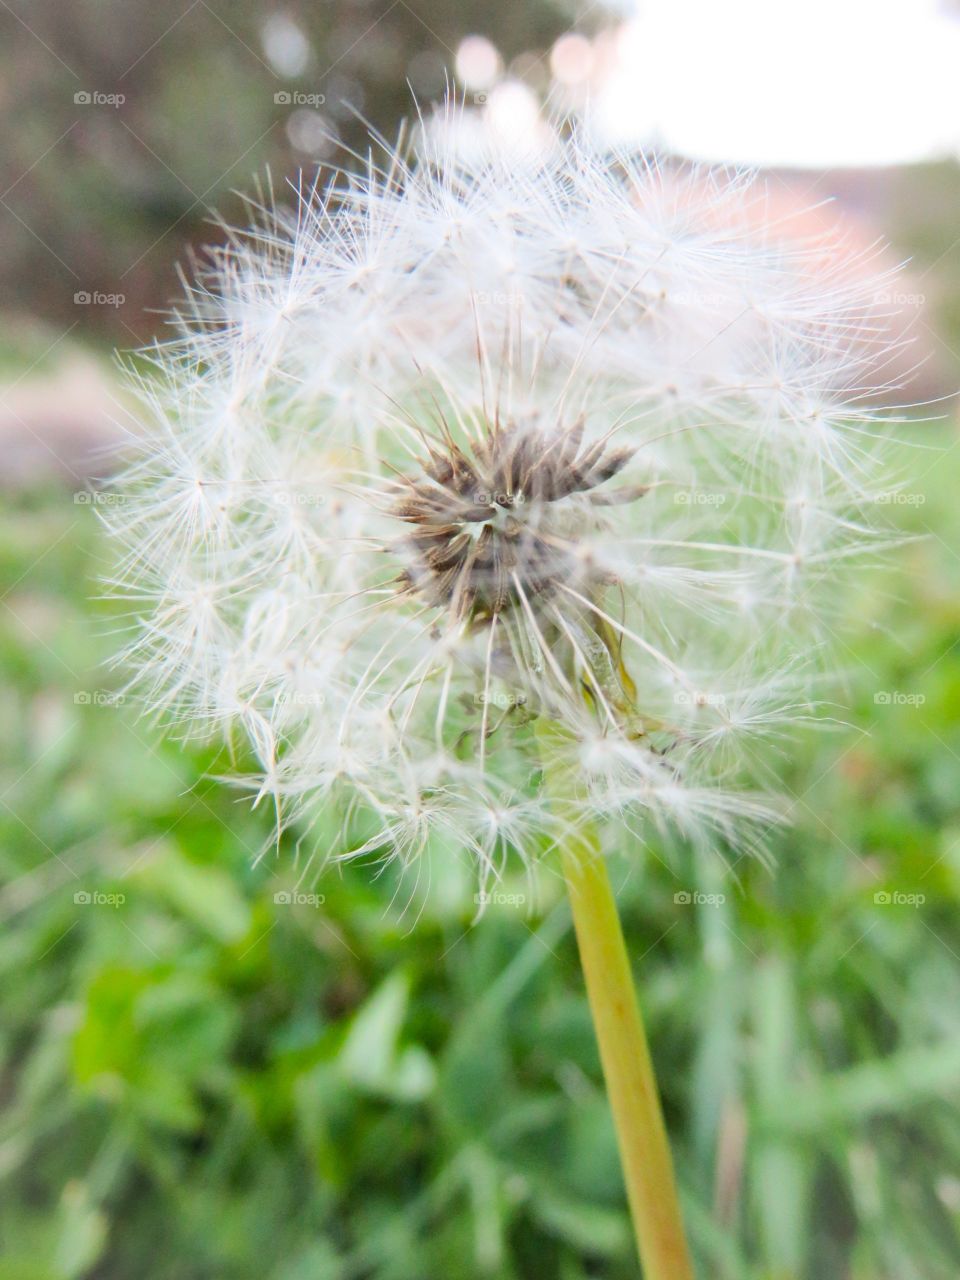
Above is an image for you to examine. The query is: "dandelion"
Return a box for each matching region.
[105,103,901,1277]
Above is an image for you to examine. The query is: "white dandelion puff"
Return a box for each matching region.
[104,105,903,883]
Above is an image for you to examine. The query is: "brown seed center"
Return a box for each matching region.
[392,420,639,621]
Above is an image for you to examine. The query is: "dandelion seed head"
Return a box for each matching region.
[106,100,903,881]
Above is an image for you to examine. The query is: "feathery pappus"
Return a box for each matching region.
[104,101,905,890]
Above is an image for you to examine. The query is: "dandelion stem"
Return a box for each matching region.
[537,720,694,1279]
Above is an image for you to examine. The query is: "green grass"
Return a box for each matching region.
[1,426,959,1279]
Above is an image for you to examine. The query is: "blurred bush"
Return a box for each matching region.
[0,0,569,344]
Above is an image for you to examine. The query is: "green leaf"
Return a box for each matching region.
[137,848,251,943]
[53,1181,108,1280]
[338,971,435,1102]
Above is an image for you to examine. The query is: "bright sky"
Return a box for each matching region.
[596,0,960,167]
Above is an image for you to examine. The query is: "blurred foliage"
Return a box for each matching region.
[885,160,960,388]
[1,424,959,1278]
[0,0,569,345]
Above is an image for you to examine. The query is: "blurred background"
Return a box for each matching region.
[2,2,960,1277]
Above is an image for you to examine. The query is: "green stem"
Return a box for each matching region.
[537,720,694,1279]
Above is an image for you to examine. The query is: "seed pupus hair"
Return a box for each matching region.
[106,102,899,877]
